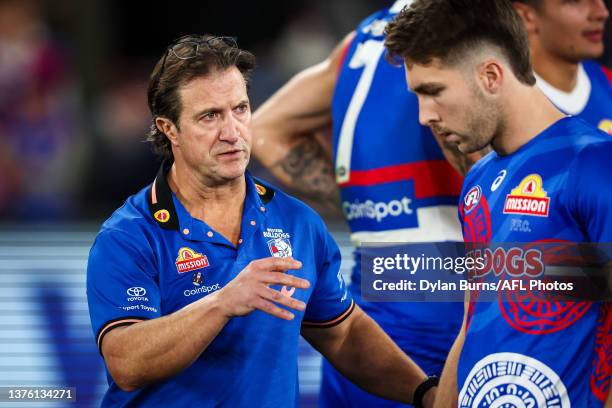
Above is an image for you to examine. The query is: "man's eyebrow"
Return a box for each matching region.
[412,83,445,95]
[192,100,250,117]
[193,107,222,119]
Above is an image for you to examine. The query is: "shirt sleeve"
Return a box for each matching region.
[87,227,161,352]
[302,216,354,328]
[566,141,612,242]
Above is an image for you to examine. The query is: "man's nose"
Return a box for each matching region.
[591,0,609,22]
[219,114,240,143]
[418,99,440,127]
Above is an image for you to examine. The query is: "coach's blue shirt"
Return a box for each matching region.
[87,163,354,407]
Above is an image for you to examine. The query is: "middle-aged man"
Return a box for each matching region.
[512,0,612,134]
[86,34,438,408]
[384,1,611,407]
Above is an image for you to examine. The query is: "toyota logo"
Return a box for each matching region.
[127,287,146,297]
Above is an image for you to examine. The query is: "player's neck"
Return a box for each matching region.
[167,163,246,223]
[493,86,565,156]
[531,47,579,93]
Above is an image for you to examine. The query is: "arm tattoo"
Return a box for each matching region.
[277,137,340,206]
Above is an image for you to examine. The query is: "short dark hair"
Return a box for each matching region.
[512,0,542,9]
[146,34,256,160]
[384,0,536,86]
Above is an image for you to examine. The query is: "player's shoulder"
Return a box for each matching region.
[562,116,610,147]
[253,177,321,218]
[463,150,497,187]
[252,177,327,229]
[96,185,155,241]
[354,1,409,37]
[582,60,612,85]
[561,117,612,168]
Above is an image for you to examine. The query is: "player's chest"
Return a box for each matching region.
[155,224,318,312]
[461,166,576,242]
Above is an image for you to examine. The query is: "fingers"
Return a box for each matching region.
[254,298,296,321]
[259,271,310,289]
[259,286,307,312]
[251,257,303,272]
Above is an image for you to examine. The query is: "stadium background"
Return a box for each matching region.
[0,0,610,406]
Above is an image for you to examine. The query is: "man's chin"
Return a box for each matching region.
[218,163,248,181]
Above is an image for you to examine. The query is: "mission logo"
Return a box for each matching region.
[503,174,550,217]
[175,247,210,274]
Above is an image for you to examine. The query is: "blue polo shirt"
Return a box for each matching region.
[86,163,354,407]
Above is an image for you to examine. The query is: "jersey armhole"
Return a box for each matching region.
[336,35,355,77]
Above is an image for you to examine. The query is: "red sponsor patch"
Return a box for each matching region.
[175,247,209,274]
[503,174,550,217]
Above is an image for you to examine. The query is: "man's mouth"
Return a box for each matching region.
[583,29,604,43]
[435,129,460,144]
[217,149,243,157]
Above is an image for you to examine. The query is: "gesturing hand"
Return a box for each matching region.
[217,257,310,320]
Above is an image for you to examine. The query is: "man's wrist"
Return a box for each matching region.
[413,375,439,408]
[421,386,436,408]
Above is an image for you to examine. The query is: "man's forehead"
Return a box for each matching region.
[179,69,247,103]
[404,59,451,88]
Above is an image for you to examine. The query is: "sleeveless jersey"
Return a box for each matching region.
[330,0,463,370]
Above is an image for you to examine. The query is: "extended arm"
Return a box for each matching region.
[433,292,469,408]
[252,32,355,206]
[302,305,435,407]
[101,258,308,391]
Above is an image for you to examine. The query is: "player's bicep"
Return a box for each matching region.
[252,31,355,167]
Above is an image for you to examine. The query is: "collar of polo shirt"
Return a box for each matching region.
[148,160,275,231]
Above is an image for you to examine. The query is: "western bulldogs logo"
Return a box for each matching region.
[267,238,293,258]
[459,353,570,408]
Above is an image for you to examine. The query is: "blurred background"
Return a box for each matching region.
[0,0,610,406]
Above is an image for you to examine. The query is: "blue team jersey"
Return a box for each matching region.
[87,164,353,407]
[457,117,612,407]
[536,61,612,134]
[330,0,462,373]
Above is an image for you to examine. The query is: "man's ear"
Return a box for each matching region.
[513,2,538,35]
[155,117,179,147]
[477,59,504,95]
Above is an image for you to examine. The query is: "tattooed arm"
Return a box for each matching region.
[252,33,355,208]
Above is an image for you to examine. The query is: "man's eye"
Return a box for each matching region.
[235,104,248,113]
[202,112,217,120]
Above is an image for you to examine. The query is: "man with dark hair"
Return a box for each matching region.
[512,0,612,132]
[87,34,436,407]
[385,1,611,406]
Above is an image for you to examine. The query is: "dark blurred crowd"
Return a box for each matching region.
[0,0,610,222]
